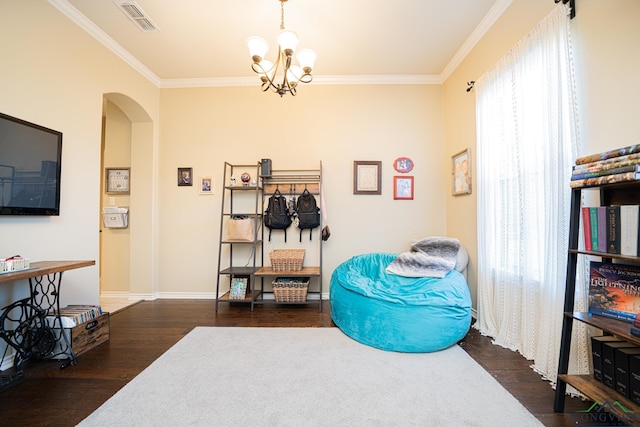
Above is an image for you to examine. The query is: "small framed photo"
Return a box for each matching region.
[353,161,382,195]
[199,176,213,194]
[394,157,414,173]
[452,149,471,196]
[178,167,193,187]
[105,167,130,194]
[393,176,414,200]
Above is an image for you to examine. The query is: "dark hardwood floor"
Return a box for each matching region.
[0,300,591,426]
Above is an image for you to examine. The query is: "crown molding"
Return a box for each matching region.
[48,0,162,87]
[440,0,513,80]
[159,75,442,89]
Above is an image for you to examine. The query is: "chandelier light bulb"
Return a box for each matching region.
[247,36,269,63]
[287,65,303,84]
[277,29,299,55]
[258,59,275,80]
[296,48,317,72]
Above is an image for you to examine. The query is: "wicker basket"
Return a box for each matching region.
[272,278,309,302]
[269,249,305,271]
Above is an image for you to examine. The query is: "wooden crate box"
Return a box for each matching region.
[50,313,110,358]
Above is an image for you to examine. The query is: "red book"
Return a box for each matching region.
[582,207,592,251]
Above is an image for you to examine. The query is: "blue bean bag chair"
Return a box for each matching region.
[330,252,472,353]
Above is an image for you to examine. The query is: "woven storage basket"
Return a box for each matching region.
[272,277,309,303]
[269,249,305,271]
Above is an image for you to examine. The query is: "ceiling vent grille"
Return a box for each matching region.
[114,1,160,32]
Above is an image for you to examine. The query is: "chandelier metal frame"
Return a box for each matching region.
[247,0,316,97]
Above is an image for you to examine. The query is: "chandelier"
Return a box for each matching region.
[246,0,317,97]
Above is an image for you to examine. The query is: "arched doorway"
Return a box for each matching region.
[100,93,156,311]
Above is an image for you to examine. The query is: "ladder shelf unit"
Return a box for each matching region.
[554,181,640,426]
[215,162,263,311]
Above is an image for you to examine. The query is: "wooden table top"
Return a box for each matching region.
[0,260,95,285]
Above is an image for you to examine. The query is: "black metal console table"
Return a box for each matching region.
[0,260,95,390]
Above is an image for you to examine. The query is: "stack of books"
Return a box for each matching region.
[571,144,640,188]
[48,305,104,328]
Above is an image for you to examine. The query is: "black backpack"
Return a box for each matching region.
[296,188,320,241]
[264,189,292,241]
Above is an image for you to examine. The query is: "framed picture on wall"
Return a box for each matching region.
[105,167,130,194]
[393,157,414,173]
[178,167,193,186]
[452,149,472,196]
[199,176,213,194]
[393,176,414,200]
[353,161,382,195]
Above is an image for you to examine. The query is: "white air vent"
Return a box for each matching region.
[114,1,160,32]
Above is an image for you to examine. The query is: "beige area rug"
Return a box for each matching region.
[78,327,543,427]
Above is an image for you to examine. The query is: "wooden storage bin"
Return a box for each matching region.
[52,313,110,358]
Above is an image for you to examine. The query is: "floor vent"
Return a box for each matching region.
[114,1,160,32]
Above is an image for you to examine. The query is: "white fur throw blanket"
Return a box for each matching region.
[386,237,461,278]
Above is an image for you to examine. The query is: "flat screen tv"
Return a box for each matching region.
[0,112,63,216]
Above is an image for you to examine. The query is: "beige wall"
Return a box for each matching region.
[443,0,640,308]
[158,85,447,295]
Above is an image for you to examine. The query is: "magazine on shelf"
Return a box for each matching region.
[589,261,640,322]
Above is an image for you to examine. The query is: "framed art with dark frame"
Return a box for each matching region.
[393,176,414,200]
[452,149,471,196]
[178,167,193,186]
[353,161,382,195]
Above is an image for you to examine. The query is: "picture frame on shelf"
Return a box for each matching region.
[229,276,248,300]
[178,167,193,187]
[393,176,414,200]
[199,176,213,194]
[105,167,130,194]
[353,161,382,195]
[452,149,471,196]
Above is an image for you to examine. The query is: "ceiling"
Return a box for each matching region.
[51,0,509,87]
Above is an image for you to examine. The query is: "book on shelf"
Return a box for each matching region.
[589,261,640,322]
[575,144,640,165]
[602,341,640,388]
[573,155,640,172]
[615,346,640,397]
[592,336,625,382]
[621,205,640,256]
[570,171,639,189]
[597,206,607,253]
[590,207,599,252]
[571,164,639,181]
[607,205,621,254]
[582,207,592,251]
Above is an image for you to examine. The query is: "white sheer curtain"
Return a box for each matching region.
[475,4,590,387]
